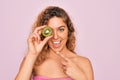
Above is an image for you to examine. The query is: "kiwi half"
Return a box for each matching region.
[42,26,53,37]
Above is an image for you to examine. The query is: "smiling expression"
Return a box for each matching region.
[47,17,68,52]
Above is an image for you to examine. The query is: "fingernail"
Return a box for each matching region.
[56,51,60,54]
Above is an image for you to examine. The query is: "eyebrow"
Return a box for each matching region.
[58,26,65,28]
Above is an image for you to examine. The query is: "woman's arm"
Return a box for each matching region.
[15,53,37,80]
[15,26,52,80]
[82,57,94,80]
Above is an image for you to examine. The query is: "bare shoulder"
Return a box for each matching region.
[71,54,94,80]
[72,54,93,70]
[69,53,91,65]
[74,55,92,66]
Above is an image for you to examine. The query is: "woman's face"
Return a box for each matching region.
[47,17,68,52]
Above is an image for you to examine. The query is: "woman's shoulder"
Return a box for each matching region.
[70,53,92,69]
[74,54,91,64]
[72,53,94,76]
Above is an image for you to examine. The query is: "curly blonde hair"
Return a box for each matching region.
[32,6,76,65]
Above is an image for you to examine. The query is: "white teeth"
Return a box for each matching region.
[53,41,60,44]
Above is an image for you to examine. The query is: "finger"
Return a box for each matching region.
[62,65,68,74]
[33,25,46,35]
[42,35,53,45]
[61,60,68,65]
[56,51,60,54]
[63,67,67,73]
[55,52,70,62]
[63,66,67,70]
[31,33,41,44]
[62,66,67,72]
[34,32,41,43]
[28,33,37,42]
[59,54,70,62]
[55,52,72,64]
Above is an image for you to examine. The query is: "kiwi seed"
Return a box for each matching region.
[42,26,53,37]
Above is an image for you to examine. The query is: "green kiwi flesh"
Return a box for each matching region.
[42,26,53,37]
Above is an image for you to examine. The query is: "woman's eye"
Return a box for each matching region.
[59,28,64,32]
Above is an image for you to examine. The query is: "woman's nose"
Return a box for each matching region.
[53,30,58,39]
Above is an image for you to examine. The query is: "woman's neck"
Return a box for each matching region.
[47,47,72,59]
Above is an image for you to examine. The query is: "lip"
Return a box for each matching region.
[52,40,61,48]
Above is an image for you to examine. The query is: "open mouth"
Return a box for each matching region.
[52,41,61,48]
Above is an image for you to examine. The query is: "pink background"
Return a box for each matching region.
[0,0,120,80]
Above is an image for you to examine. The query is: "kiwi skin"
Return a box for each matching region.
[42,26,53,37]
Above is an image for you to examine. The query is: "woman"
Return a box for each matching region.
[15,6,94,80]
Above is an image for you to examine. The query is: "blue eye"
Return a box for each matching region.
[59,28,64,32]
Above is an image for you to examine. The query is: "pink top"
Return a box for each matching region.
[33,76,72,80]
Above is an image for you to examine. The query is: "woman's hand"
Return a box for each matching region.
[27,25,52,56]
[57,53,87,80]
[15,26,53,80]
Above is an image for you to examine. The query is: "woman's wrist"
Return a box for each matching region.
[25,52,38,62]
[26,51,39,57]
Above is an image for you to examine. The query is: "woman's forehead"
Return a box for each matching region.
[48,17,66,29]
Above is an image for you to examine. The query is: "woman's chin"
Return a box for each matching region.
[50,47,63,53]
